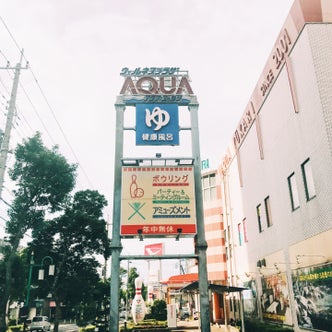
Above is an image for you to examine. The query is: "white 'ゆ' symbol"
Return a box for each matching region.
[145,107,170,131]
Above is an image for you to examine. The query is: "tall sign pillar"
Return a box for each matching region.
[189,103,210,332]
[110,67,210,332]
[109,103,125,331]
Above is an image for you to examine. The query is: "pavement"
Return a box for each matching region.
[57,320,240,332]
[172,320,240,332]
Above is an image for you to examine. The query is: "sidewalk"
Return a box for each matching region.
[210,324,239,332]
[173,320,239,332]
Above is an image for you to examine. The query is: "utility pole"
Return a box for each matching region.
[0,50,28,200]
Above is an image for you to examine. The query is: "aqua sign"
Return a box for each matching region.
[119,67,194,106]
[136,103,179,146]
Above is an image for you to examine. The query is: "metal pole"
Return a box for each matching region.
[25,252,34,309]
[239,292,245,332]
[189,102,211,332]
[125,259,132,322]
[109,102,125,332]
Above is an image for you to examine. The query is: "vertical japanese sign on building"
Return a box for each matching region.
[121,166,196,236]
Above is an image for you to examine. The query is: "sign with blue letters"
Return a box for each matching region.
[136,104,179,146]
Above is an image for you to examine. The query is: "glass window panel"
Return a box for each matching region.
[238,223,243,246]
[209,173,216,186]
[302,159,316,200]
[201,173,217,202]
[202,176,209,189]
[288,173,300,210]
[203,188,210,201]
[264,196,273,227]
[243,218,248,242]
[210,186,217,200]
[256,204,263,233]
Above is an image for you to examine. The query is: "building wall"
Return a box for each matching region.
[239,23,332,268]
[202,170,227,282]
[219,1,332,330]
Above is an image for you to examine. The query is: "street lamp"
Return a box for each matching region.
[25,252,55,312]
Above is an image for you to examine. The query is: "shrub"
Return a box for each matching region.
[119,320,168,331]
[8,325,23,332]
[146,300,167,321]
[79,324,96,332]
[7,320,17,327]
[245,319,294,332]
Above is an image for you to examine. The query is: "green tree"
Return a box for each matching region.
[0,133,76,332]
[30,189,111,332]
[93,279,111,330]
[118,266,127,308]
[0,247,25,302]
[127,267,139,302]
[149,299,167,321]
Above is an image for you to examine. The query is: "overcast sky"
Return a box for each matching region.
[1,0,294,279]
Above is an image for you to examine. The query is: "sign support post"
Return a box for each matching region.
[189,103,210,332]
[109,103,125,332]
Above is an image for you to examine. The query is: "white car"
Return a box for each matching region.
[29,316,51,332]
[119,310,126,319]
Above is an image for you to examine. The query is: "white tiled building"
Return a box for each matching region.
[218,1,332,331]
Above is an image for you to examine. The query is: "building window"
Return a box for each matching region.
[227,225,231,243]
[264,196,273,227]
[243,218,248,242]
[288,173,300,211]
[301,158,316,201]
[256,204,263,233]
[224,229,227,245]
[238,223,243,246]
[238,219,248,244]
[202,173,217,202]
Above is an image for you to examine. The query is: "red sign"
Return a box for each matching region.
[144,243,164,256]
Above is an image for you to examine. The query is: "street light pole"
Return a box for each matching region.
[25,252,35,308]
[25,252,55,316]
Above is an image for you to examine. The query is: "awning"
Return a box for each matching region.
[160,273,199,287]
[181,281,247,293]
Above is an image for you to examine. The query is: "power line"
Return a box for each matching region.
[0,15,94,189]
[0,196,12,208]
[28,67,95,188]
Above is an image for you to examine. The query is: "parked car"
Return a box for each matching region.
[119,310,126,319]
[179,308,190,320]
[29,316,51,332]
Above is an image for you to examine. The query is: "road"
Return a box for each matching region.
[56,323,79,332]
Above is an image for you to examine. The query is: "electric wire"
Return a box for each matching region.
[18,83,56,146]
[26,66,94,189]
[0,11,117,223]
[0,16,97,240]
[0,15,94,189]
